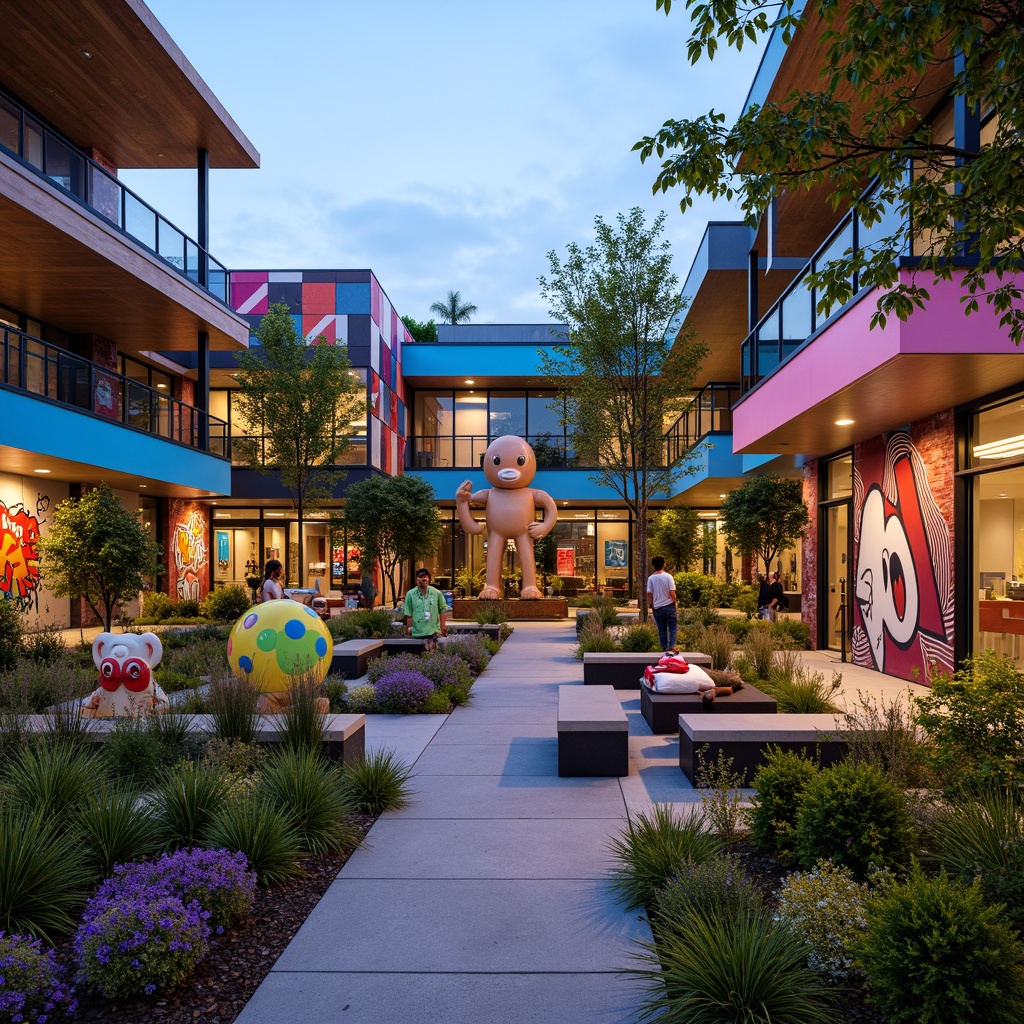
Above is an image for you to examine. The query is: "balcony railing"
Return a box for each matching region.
[229,436,368,468]
[0,88,230,303]
[664,382,741,462]
[408,434,586,470]
[1,325,228,456]
[740,182,906,393]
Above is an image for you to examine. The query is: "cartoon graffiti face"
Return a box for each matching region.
[482,435,537,489]
[855,486,919,671]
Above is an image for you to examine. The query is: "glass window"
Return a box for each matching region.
[528,392,561,436]
[0,94,17,154]
[489,391,526,438]
[970,399,1024,467]
[827,455,853,499]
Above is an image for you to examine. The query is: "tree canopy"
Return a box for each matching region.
[39,483,163,631]
[233,303,362,580]
[636,0,1024,343]
[650,506,702,572]
[539,207,706,616]
[342,475,443,607]
[429,290,478,325]
[401,315,439,343]
[719,476,808,577]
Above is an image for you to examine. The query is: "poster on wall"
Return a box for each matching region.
[604,540,627,569]
[216,530,230,566]
[556,547,575,576]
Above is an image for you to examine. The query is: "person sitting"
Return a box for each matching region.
[261,559,284,601]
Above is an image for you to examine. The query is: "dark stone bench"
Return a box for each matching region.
[582,651,712,689]
[678,712,848,785]
[331,639,383,678]
[381,637,429,656]
[448,623,501,641]
[557,685,628,777]
[641,682,777,733]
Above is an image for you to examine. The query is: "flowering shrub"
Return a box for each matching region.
[0,932,77,1023]
[74,888,210,998]
[374,671,434,713]
[366,653,421,685]
[96,849,256,932]
[775,860,868,983]
[346,685,378,713]
[419,652,473,691]
[442,636,491,674]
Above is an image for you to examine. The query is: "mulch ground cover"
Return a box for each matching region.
[54,814,376,1024]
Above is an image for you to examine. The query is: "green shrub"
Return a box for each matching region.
[574,618,617,659]
[607,804,725,911]
[20,623,66,664]
[695,746,747,841]
[323,674,348,712]
[73,781,162,879]
[764,669,842,714]
[776,860,869,984]
[347,609,400,637]
[713,578,743,609]
[572,593,594,608]
[204,794,304,886]
[772,617,810,648]
[591,596,621,627]
[0,654,94,715]
[159,624,231,650]
[201,738,268,793]
[926,787,1024,932]
[199,585,252,622]
[838,689,927,789]
[673,571,717,608]
[0,806,92,942]
[620,623,661,652]
[142,590,173,621]
[422,690,454,714]
[633,906,840,1024]
[161,635,230,680]
[101,715,182,784]
[695,624,733,670]
[174,599,202,618]
[3,738,102,829]
[346,684,378,714]
[726,617,756,644]
[474,604,510,625]
[732,584,759,618]
[338,748,413,814]
[327,614,362,641]
[258,748,360,856]
[856,865,1024,1024]
[794,760,914,878]
[207,672,262,743]
[743,623,778,679]
[915,650,1024,791]
[152,763,233,848]
[747,746,820,858]
[655,856,764,932]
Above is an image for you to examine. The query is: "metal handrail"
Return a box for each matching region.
[407,433,590,470]
[0,86,230,303]
[664,382,741,461]
[0,325,228,456]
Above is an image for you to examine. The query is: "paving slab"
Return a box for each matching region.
[274,878,648,973]
[363,715,447,761]
[341,817,620,878]
[413,737,556,775]
[235,971,648,1024]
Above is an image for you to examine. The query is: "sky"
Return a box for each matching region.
[126,0,763,326]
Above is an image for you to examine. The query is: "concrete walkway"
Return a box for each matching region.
[61,617,929,1022]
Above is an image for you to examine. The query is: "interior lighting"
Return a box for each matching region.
[139,484,147,488]
[718,493,726,498]
[973,434,1024,460]
[81,49,92,59]
[835,418,855,426]
[266,512,284,517]
[33,468,51,474]
[214,513,231,518]
[465,379,475,385]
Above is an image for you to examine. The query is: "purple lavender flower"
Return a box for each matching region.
[374,670,434,713]
[0,932,77,1022]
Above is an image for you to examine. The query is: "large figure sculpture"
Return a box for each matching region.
[456,435,557,600]
[82,632,169,717]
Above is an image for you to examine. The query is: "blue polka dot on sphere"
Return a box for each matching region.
[284,617,306,640]
[315,636,328,657]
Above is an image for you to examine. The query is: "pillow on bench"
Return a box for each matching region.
[642,662,715,694]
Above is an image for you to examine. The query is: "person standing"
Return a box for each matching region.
[767,571,786,622]
[757,572,772,619]
[261,559,284,602]
[646,556,678,654]
[404,567,448,651]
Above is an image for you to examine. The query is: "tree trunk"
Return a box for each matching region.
[637,502,649,622]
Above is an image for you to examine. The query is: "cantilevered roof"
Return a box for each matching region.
[0,0,259,169]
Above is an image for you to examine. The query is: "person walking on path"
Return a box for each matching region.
[646,556,678,653]
[767,570,786,622]
[757,572,772,619]
[260,558,284,602]
[404,567,448,650]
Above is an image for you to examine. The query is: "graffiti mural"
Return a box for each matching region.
[0,497,44,610]
[173,508,207,602]
[852,432,954,680]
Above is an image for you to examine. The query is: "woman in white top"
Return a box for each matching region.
[261,558,284,601]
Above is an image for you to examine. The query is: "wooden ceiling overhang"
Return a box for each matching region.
[0,0,259,170]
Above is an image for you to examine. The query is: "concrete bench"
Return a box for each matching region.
[678,712,848,785]
[557,685,628,777]
[19,712,366,766]
[583,651,712,689]
[448,623,501,641]
[641,682,777,734]
[381,637,429,656]
[331,639,384,678]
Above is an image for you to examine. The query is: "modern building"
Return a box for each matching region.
[671,4,1022,684]
[0,0,258,626]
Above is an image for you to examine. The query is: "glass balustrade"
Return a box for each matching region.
[0,87,230,303]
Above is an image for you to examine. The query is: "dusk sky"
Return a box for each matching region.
[127,0,763,325]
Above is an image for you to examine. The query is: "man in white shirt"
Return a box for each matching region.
[646,556,678,653]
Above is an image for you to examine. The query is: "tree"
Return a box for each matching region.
[233,303,362,582]
[650,506,701,571]
[401,315,439,343]
[539,208,707,619]
[636,1,1024,343]
[38,483,162,631]
[429,290,478,325]
[342,475,443,607]
[719,476,808,578]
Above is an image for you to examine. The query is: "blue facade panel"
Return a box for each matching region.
[336,282,371,314]
[0,392,231,494]
[403,342,578,379]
